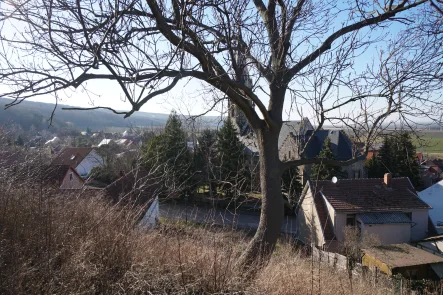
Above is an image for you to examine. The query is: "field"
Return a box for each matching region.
[412,131,443,158]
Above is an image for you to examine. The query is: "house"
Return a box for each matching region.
[44,165,84,189]
[362,243,443,280]
[296,174,430,252]
[51,147,104,178]
[418,180,443,235]
[0,151,84,189]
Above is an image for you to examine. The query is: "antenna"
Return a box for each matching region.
[331,176,338,184]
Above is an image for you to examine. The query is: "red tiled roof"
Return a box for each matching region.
[309,178,430,212]
[314,193,335,240]
[51,147,93,168]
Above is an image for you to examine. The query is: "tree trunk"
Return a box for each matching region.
[238,127,284,268]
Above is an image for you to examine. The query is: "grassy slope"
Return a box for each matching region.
[0,183,402,294]
[413,131,443,158]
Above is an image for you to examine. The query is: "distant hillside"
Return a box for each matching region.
[0,97,219,131]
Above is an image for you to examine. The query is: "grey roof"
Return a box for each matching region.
[279,121,303,147]
[303,129,353,160]
[357,212,412,225]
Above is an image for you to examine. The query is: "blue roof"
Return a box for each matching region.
[303,129,353,160]
[357,212,411,225]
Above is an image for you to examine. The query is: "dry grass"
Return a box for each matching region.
[0,174,433,294]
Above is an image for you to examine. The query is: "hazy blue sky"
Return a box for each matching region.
[0,1,423,123]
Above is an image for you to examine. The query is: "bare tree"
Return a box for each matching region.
[1,0,442,266]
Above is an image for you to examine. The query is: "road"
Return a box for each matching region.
[159,202,297,234]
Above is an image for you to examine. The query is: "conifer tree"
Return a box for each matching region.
[143,111,193,195]
[216,119,248,197]
[195,129,217,197]
[310,137,347,180]
[366,132,421,188]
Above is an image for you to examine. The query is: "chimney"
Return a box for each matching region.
[384,173,392,187]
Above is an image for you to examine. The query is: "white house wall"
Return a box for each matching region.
[296,189,325,247]
[75,150,104,177]
[60,169,84,189]
[323,195,336,228]
[360,223,411,244]
[411,210,429,241]
[334,213,347,241]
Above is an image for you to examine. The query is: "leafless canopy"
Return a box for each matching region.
[1,1,442,159]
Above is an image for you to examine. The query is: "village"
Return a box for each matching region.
[1,0,443,294]
[2,109,443,288]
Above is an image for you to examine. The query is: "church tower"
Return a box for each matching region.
[229,52,254,136]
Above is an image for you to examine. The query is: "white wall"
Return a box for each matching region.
[361,223,411,244]
[335,213,347,241]
[75,150,104,177]
[296,188,325,247]
[60,168,84,189]
[323,196,336,227]
[411,210,429,241]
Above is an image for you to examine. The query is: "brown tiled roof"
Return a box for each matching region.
[362,243,443,268]
[104,169,161,205]
[51,147,93,168]
[314,193,335,240]
[309,178,430,212]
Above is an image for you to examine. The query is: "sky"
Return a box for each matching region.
[0,0,434,125]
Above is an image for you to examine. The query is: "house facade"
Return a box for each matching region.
[296,174,430,251]
[45,165,84,189]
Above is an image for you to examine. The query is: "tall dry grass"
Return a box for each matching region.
[0,170,427,294]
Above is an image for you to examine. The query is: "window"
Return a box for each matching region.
[288,150,291,159]
[346,214,355,226]
[69,173,73,181]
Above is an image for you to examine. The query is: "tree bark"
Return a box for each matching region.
[238,126,284,267]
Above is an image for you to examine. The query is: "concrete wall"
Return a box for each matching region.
[361,223,411,245]
[60,168,84,189]
[411,210,429,241]
[279,135,299,161]
[296,187,325,247]
[76,150,104,177]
